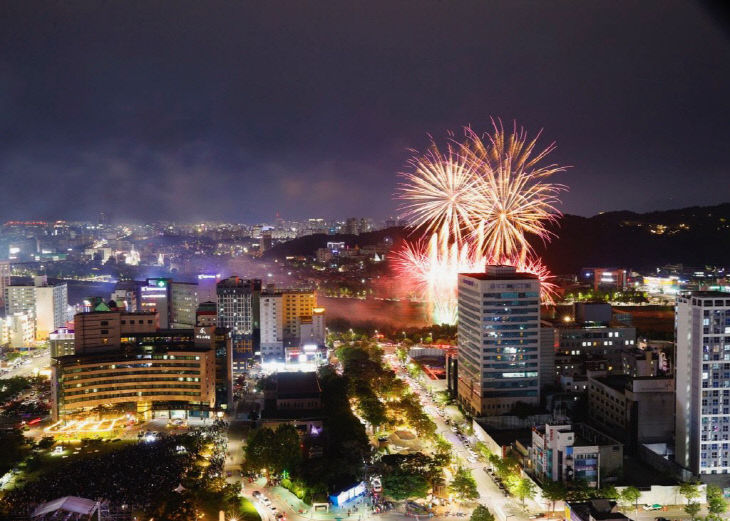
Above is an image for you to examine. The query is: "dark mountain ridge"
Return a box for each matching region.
[264,203,730,274]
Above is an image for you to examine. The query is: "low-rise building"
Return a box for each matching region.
[565,500,629,521]
[529,423,623,487]
[587,375,674,452]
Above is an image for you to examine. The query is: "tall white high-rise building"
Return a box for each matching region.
[676,291,730,475]
[457,265,541,416]
[260,292,284,360]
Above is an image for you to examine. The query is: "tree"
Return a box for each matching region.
[383,471,430,500]
[512,478,537,507]
[707,485,727,520]
[684,501,701,521]
[598,485,619,500]
[244,428,277,476]
[272,424,303,475]
[679,481,702,503]
[470,505,496,521]
[541,480,568,512]
[619,486,641,516]
[450,467,479,501]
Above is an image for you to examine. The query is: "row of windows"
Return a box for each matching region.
[63,382,201,397]
[63,362,202,374]
[62,376,201,387]
[61,390,202,405]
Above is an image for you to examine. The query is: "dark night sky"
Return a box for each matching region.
[1,1,729,223]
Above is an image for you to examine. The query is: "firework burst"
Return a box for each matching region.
[463,121,567,263]
[397,138,480,243]
[394,120,568,324]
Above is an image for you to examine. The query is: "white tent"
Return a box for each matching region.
[31,496,98,518]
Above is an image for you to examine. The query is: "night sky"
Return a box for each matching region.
[1,1,729,223]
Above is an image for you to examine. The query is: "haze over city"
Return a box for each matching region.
[1,2,730,521]
[1,1,729,222]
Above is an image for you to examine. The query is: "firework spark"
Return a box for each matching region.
[464,121,566,263]
[397,138,480,243]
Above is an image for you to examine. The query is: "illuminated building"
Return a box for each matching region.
[140,278,198,329]
[4,276,67,340]
[457,266,541,416]
[281,290,316,346]
[580,267,628,292]
[299,307,326,346]
[195,325,233,411]
[2,312,34,348]
[260,292,284,360]
[49,327,75,357]
[675,290,730,475]
[51,345,215,421]
[51,310,223,421]
[216,277,261,371]
[529,423,623,487]
[195,301,217,327]
[74,307,157,353]
[0,260,9,309]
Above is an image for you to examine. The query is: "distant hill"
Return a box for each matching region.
[265,203,730,273]
[262,227,410,259]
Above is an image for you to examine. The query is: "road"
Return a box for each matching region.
[385,354,535,521]
[0,349,50,379]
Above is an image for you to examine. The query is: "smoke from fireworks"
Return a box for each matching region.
[395,120,567,324]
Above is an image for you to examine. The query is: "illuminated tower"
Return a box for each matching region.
[675,291,730,475]
[457,265,541,416]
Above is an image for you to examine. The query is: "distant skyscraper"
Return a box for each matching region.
[457,265,541,416]
[216,277,261,371]
[676,291,730,475]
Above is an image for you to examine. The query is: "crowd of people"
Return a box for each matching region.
[0,424,228,517]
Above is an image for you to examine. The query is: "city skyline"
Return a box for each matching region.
[1,1,729,222]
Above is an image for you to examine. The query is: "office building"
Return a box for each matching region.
[216,277,261,370]
[195,325,233,411]
[580,268,628,292]
[4,276,68,340]
[299,307,326,346]
[587,375,674,452]
[675,291,730,475]
[457,265,540,416]
[195,301,218,327]
[282,290,316,345]
[74,307,157,353]
[529,423,623,487]
[51,306,230,421]
[34,280,69,339]
[260,292,284,360]
[49,327,75,358]
[140,278,198,329]
[543,319,637,387]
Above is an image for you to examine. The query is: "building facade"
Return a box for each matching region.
[457,266,541,416]
[260,292,284,360]
[529,423,623,487]
[216,277,261,370]
[587,375,674,452]
[675,291,730,475]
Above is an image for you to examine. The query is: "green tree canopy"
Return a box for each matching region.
[470,505,495,521]
[449,467,479,501]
